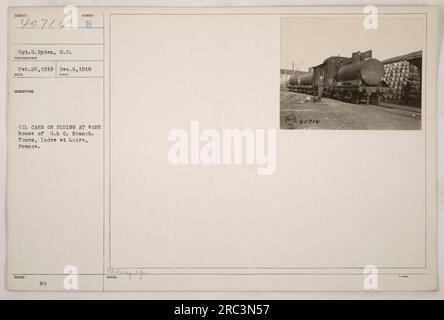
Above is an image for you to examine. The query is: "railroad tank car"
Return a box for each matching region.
[335,58,385,86]
[288,72,313,93]
[311,50,388,105]
[298,73,313,86]
[288,75,298,87]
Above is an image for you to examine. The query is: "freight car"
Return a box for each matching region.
[289,72,313,93]
[290,50,389,105]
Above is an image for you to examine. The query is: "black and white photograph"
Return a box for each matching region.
[280,16,423,130]
[1,3,441,302]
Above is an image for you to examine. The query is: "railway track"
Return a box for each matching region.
[377,102,421,114]
[365,102,422,119]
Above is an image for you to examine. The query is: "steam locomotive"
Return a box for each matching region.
[288,50,389,105]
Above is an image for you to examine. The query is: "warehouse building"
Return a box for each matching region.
[382,50,422,107]
[280,69,294,89]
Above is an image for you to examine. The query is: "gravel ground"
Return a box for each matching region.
[280,91,421,130]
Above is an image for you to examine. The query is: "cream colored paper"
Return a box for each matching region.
[7,6,438,291]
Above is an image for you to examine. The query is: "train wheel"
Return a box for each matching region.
[371,94,380,106]
[353,92,360,104]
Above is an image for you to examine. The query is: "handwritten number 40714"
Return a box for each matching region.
[19,17,71,29]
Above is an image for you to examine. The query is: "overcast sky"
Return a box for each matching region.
[281,15,423,71]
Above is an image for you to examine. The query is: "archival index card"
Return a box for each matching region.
[7,6,438,291]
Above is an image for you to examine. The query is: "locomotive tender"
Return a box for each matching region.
[288,50,389,105]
